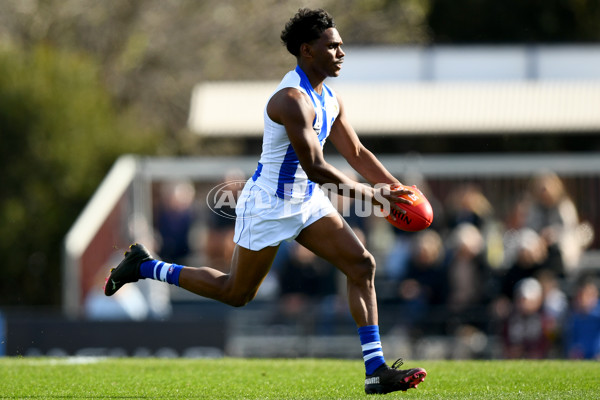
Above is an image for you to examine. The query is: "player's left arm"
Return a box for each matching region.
[329,93,398,186]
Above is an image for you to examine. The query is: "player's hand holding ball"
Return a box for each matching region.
[380,183,433,232]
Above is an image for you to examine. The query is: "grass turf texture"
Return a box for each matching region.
[0,358,598,399]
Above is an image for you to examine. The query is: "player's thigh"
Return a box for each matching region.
[228,243,279,293]
[295,213,373,276]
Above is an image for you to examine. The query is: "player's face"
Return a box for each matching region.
[311,28,345,77]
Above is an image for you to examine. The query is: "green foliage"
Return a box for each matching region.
[0,358,598,399]
[0,43,159,305]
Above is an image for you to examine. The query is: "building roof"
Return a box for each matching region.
[188,45,600,136]
[188,80,600,136]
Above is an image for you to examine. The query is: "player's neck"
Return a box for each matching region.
[296,62,326,95]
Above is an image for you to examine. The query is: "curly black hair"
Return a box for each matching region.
[280,8,336,57]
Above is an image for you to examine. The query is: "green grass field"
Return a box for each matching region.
[0,358,598,399]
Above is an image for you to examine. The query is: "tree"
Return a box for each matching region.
[0,44,159,305]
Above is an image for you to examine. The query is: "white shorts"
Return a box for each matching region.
[233,179,337,251]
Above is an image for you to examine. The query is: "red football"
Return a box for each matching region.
[385,185,433,232]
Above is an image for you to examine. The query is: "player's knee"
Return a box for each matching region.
[348,252,376,286]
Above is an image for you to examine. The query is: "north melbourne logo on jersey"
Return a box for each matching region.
[365,377,380,385]
[313,106,323,133]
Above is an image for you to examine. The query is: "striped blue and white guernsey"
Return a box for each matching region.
[251,66,340,202]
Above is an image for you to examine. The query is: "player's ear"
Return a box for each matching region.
[300,42,313,59]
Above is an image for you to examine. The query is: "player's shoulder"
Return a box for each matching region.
[277,68,305,91]
[270,87,313,109]
[271,69,307,99]
[267,87,314,124]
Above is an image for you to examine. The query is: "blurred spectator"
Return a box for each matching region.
[278,243,337,300]
[524,171,589,275]
[129,205,173,319]
[384,229,413,282]
[445,223,491,314]
[156,180,196,264]
[502,278,553,359]
[495,231,565,355]
[504,196,530,233]
[451,324,489,360]
[537,269,568,323]
[276,242,339,332]
[537,269,569,356]
[445,184,494,231]
[385,176,443,281]
[444,184,504,270]
[500,228,548,299]
[564,276,600,359]
[396,230,446,327]
[204,169,245,271]
[326,168,369,233]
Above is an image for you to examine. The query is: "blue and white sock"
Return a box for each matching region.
[139,260,182,286]
[358,325,386,375]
